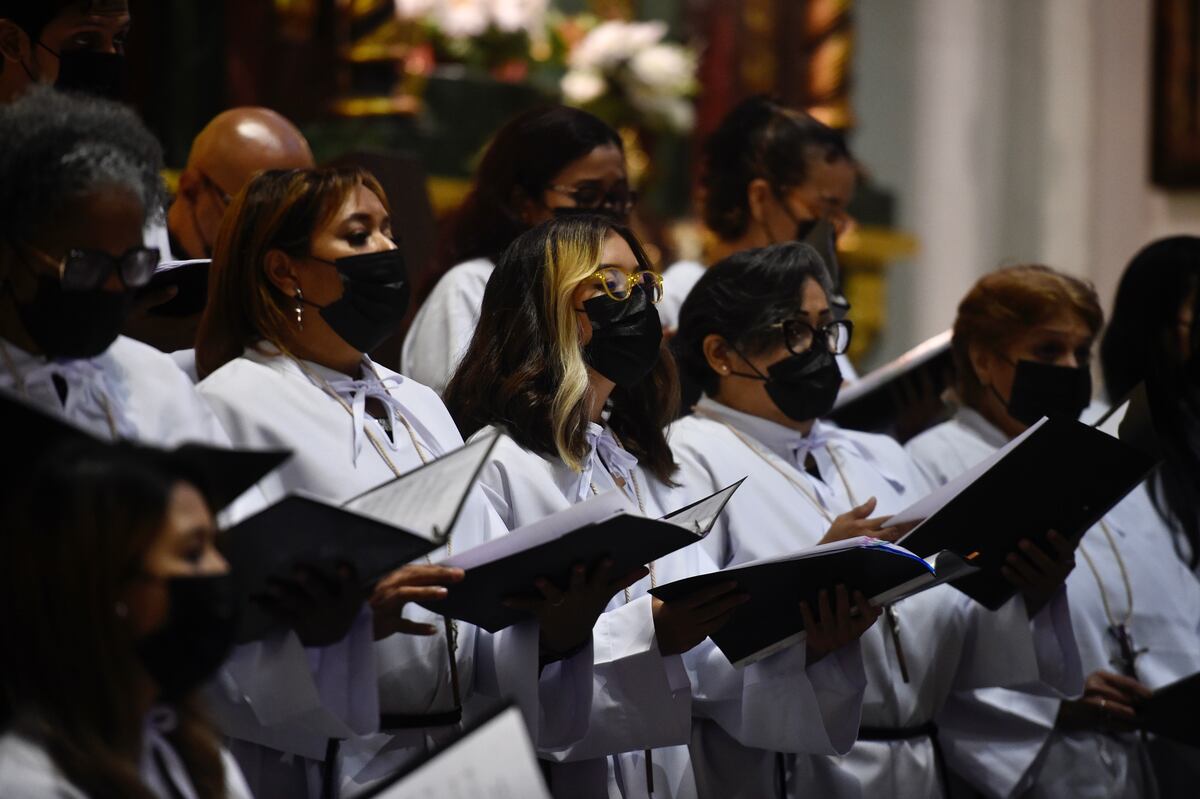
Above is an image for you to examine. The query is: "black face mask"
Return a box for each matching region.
[11,276,131,359]
[54,50,125,98]
[552,205,629,225]
[732,343,844,422]
[136,573,238,701]
[305,249,410,354]
[581,289,663,387]
[1002,359,1092,426]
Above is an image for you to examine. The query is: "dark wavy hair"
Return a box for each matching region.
[1101,236,1200,567]
[671,242,833,411]
[701,95,853,241]
[0,85,165,245]
[444,214,678,483]
[0,443,228,799]
[423,106,622,298]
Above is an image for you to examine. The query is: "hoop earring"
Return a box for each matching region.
[294,288,304,330]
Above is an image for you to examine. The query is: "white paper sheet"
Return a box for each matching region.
[368,705,551,799]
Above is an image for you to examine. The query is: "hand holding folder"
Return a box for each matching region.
[223,434,501,641]
[429,480,744,632]
[889,412,1157,610]
[652,537,942,667]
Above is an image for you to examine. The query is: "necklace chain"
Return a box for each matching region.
[1079,520,1135,630]
[289,355,461,709]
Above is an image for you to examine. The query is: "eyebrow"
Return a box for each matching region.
[340,212,387,226]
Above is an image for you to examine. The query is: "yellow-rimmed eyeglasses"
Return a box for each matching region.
[591,267,664,304]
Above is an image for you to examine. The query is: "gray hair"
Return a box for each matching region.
[0,86,166,244]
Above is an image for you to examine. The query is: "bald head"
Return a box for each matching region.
[188,106,314,193]
[168,107,314,259]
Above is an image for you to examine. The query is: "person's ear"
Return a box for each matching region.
[514,186,542,227]
[263,249,301,297]
[703,333,736,378]
[176,168,203,201]
[968,342,995,389]
[0,21,28,65]
[746,178,775,226]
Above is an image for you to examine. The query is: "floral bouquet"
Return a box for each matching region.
[559,18,698,134]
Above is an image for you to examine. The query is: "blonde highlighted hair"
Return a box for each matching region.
[445,214,679,483]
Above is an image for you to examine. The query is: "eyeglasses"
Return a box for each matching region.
[766,318,854,356]
[26,244,160,291]
[591,267,663,304]
[547,182,638,216]
[199,171,234,208]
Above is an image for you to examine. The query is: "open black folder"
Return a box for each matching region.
[888,410,1158,610]
[142,259,211,317]
[1138,672,1200,747]
[651,537,942,667]
[224,433,500,641]
[360,702,551,798]
[429,480,744,633]
[829,329,954,441]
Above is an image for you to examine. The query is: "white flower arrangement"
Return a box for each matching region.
[560,19,697,134]
[393,0,548,39]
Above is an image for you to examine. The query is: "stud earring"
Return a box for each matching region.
[294,288,304,330]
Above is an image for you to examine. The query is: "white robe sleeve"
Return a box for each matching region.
[685,637,867,756]
[544,594,692,762]
[207,608,381,761]
[950,589,1082,698]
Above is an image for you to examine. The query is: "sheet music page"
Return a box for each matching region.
[343,434,498,542]
[442,489,628,570]
[662,479,743,535]
[890,417,1048,530]
[370,706,551,799]
[153,258,210,274]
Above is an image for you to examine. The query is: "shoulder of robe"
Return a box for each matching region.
[195,353,282,396]
[903,420,958,462]
[106,336,196,388]
[429,258,495,301]
[0,733,84,798]
[665,414,736,460]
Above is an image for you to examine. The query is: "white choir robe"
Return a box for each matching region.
[0,336,395,797]
[0,711,253,799]
[472,423,866,799]
[663,398,1082,799]
[197,348,586,798]
[400,257,493,394]
[907,406,1200,799]
[658,260,706,333]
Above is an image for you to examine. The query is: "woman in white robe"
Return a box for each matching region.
[666,245,1084,799]
[402,105,633,393]
[0,424,257,798]
[443,214,876,799]
[0,89,356,794]
[906,264,1200,798]
[195,167,592,798]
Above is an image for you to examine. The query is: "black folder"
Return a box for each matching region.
[1139,672,1200,747]
[224,433,500,641]
[430,480,744,633]
[651,538,937,667]
[829,329,955,441]
[142,259,210,317]
[0,389,288,513]
[892,416,1157,610]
